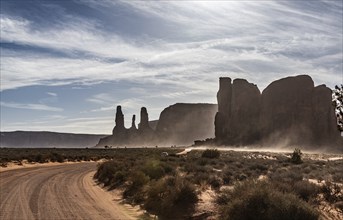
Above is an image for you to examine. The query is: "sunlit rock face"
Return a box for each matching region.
[156,103,217,145]
[215,75,342,148]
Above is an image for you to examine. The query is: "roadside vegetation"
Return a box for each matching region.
[1,147,342,219]
[93,148,343,219]
[0,148,118,166]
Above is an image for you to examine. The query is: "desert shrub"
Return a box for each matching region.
[202,149,220,159]
[222,169,233,185]
[321,181,342,203]
[269,168,303,183]
[142,160,165,180]
[269,170,319,202]
[35,154,48,163]
[123,171,150,203]
[109,171,127,189]
[293,181,320,202]
[216,188,231,205]
[197,158,209,166]
[290,148,303,164]
[50,152,64,163]
[218,180,319,220]
[208,175,223,189]
[144,176,198,219]
[160,162,174,174]
[94,161,119,186]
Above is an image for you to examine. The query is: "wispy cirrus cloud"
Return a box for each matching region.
[1,0,342,133]
[1,0,342,92]
[0,101,63,112]
[46,92,57,97]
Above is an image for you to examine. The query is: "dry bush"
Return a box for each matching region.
[144,175,198,219]
[202,149,220,159]
[218,180,319,220]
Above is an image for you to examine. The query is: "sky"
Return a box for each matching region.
[1,0,342,134]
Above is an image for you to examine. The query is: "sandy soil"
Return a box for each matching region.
[0,162,140,220]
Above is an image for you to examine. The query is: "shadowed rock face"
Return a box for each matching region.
[96,103,217,147]
[130,115,137,131]
[260,75,314,145]
[215,78,261,145]
[112,106,125,135]
[97,106,158,147]
[139,107,150,130]
[215,75,342,148]
[156,103,217,145]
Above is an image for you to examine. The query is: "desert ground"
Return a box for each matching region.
[0,162,140,220]
[0,147,342,220]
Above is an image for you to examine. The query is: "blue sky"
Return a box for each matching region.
[1,0,342,134]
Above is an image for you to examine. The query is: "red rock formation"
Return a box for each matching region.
[260,75,315,145]
[215,75,342,148]
[215,78,261,145]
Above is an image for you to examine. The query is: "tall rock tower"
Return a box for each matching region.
[112,105,125,135]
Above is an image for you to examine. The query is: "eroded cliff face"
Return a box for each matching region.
[215,75,342,147]
[215,78,261,145]
[156,103,217,145]
[96,103,217,147]
[112,106,125,135]
[97,106,158,147]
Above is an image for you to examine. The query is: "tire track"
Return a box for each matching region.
[0,162,138,220]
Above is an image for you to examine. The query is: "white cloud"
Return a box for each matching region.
[86,93,115,105]
[0,101,63,112]
[47,92,57,97]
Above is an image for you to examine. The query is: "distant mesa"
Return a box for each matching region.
[95,103,217,147]
[0,131,105,148]
[214,75,342,148]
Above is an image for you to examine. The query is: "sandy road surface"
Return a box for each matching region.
[0,162,138,220]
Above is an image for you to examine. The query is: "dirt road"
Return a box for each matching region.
[0,162,138,220]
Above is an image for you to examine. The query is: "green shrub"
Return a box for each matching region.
[202,149,220,159]
[219,180,319,220]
